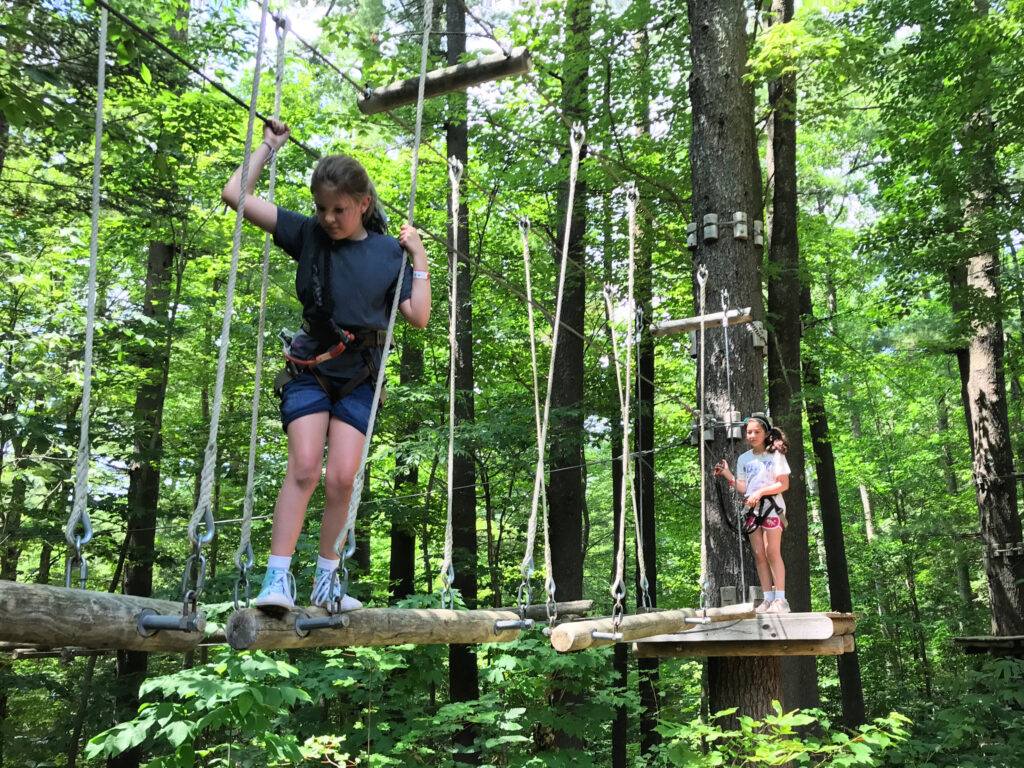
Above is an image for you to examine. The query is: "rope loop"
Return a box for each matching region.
[570,123,586,151]
[518,216,530,236]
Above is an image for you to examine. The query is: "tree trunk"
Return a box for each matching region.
[111,239,174,768]
[801,288,866,727]
[688,0,775,722]
[391,336,422,602]
[446,2,479,762]
[765,0,818,712]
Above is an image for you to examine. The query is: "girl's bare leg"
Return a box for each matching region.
[319,418,366,559]
[763,525,785,592]
[270,412,330,557]
[749,527,775,593]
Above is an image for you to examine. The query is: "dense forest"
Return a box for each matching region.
[2,0,1024,766]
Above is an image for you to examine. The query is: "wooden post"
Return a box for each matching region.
[649,307,753,337]
[357,47,532,115]
[225,607,523,650]
[0,581,206,652]
[548,604,755,653]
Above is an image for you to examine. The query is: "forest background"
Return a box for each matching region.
[2,0,1024,766]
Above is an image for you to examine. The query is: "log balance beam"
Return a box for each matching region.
[548,603,756,653]
[649,307,753,338]
[226,606,524,651]
[632,612,858,658]
[357,47,532,115]
[0,580,206,653]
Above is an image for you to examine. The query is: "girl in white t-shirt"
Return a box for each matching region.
[714,415,791,614]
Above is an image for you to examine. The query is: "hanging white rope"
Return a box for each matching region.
[526,123,586,624]
[332,0,436,592]
[516,216,548,613]
[438,156,464,608]
[696,264,710,611]
[65,6,108,588]
[234,11,288,607]
[187,0,272,565]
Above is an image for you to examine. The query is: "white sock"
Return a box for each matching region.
[763,590,775,602]
[267,554,292,571]
[775,590,785,600]
[317,555,340,572]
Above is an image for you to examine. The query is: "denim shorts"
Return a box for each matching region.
[278,371,376,434]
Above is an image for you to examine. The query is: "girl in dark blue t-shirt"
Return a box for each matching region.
[222,119,431,612]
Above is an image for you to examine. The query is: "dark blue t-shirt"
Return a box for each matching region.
[273,206,413,380]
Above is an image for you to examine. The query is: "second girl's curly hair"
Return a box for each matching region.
[310,154,388,234]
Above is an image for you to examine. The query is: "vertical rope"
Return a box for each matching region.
[439,157,463,606]
[65,7,108,572]
[333,0,436,573]
[188,0,270,547]
[517,217,545,610]
[696,265,709,609]
[235,12,288,599]
[528,124,586,623]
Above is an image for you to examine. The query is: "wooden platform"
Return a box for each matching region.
[953,635,1024,657]
[632,612,857,658]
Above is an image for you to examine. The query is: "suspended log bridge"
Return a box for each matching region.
[226,606,524,651]
[0,580,206,652]
[953,635,1024,658]
[649,307,753,338]
[632,612,858,658]
[357,47,532,115]
[549,603,756,653]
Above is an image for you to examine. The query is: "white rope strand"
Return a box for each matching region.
[66,7,108,561]
[236,11,288,581]
[696,265,709,610]
[189,0,271,547]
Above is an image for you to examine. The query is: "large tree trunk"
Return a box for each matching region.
[688,0,775,721]
[446,2,479,761]
[544,0,590,752]
[111,238,174,768]
[390,337,422,602]
[801,288,866,727]
[765,0,819,712]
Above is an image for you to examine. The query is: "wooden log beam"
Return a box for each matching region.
[636,612,857,645]
[357,47,532,115]
[225,607,523,650]
[650,307,753,337]
[632,633,853,658]
[494,600,593,620]
[548,604,756,653]
[0,580,206,652]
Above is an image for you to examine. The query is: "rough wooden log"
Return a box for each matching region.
[650,307,753,337]
[357,47,532,115]
[494,600,593,620]
[548,604,756,653]
[0,580,206,652]
[953,635,1024,656]
[636,612,844,644]
[225,607,523,650]
[632,634,851,658]
[10,647,108,660]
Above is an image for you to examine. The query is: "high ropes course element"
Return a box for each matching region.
[1,0,538,656]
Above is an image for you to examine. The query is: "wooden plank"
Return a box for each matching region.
[650,307,753,337]
[357,47,532,115]
[632,634,850,658]
[639,612,839,644]
[548,604,756,653]
[225,607,523,650]
[953,635,1024,656]
[0,580,206,652]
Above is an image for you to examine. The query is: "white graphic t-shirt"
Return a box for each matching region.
[736,450,791,510]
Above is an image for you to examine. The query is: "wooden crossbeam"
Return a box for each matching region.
[357,47,532,115]
[650,307,753,337]
[0,580,206,652]
[225,606,524,650]
[631,612,858,658]
[548,603,756,653]
[953,635,1024,657]
[495,600,593,621]
[634,633,854,658]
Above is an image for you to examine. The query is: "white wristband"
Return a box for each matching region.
[412,270,430,281]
